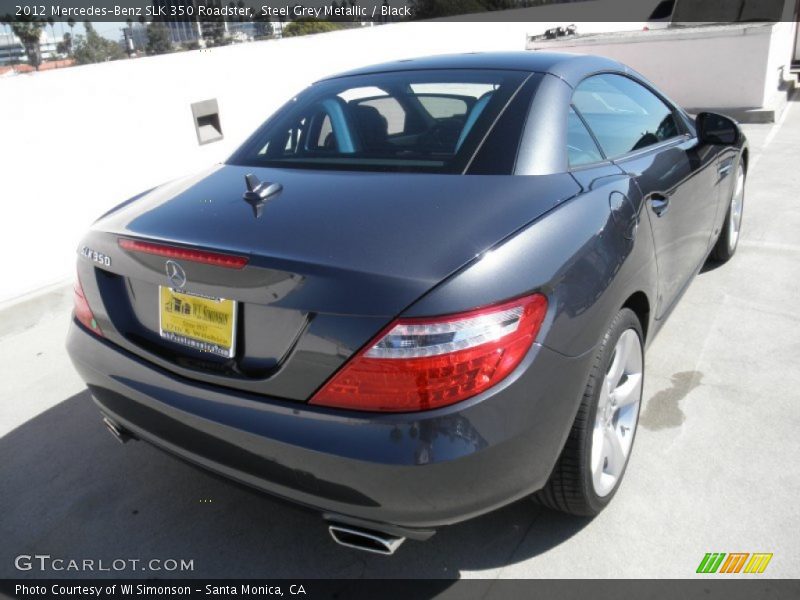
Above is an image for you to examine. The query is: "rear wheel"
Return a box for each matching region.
[535,308,643,516]
[710,162,745,263]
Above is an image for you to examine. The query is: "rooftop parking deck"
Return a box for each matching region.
[1,94,798,579]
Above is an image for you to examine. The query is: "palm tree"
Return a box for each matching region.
[237,0,247,37]
[57,18,64,54]
[60,32,73,56]
[11,17,45,70]
[46,16,56,63]
[223,1,239,37]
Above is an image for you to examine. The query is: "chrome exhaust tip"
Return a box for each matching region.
[328,524,405,555]
[102,416,133,444]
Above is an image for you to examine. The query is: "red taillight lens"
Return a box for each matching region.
[310,293,548,412]
[118,238,248,269]
[73,276,103,337]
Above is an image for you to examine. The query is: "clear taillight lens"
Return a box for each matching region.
[310,293,547,412]
[73,275,103,337]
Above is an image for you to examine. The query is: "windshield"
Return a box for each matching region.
[229,69,528,173]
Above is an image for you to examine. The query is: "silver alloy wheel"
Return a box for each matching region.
[591,328,643,497]
[728,165,745,252]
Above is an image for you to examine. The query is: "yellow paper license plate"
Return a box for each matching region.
[159,287,236,358]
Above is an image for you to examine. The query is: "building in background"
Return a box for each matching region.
[149,0,280,46]
[0,30,60,66]
[120,23,150,54]
[152,0,207,44]
[131,23,150,50]
[0,33,25,66]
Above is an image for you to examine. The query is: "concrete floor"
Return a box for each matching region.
[1,101,799,580]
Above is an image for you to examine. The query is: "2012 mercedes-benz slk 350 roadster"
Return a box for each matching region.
[67,52,747,554]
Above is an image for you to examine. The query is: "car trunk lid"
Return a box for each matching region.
[81,164,579,400]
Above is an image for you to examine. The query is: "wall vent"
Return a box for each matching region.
[191,99,223,145]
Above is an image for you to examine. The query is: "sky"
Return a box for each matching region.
[91,22,127,41]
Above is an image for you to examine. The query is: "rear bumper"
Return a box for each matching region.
[66,320,591,531]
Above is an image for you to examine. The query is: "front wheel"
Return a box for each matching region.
[535,308,644,516]
[710,161,745,263]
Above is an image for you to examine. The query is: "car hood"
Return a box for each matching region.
[97,163,580,317]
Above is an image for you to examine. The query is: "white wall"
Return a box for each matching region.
[795,25,800,61]
[0,20,652,304]
[762,20,799,108]
[528,23,790,111]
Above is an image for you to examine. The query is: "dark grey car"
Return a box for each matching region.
[67,52,747,554]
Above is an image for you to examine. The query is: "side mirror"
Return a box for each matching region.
[696,112,740,146]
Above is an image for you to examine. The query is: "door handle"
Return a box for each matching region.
[718,160,734,177]
[649,193,670,217]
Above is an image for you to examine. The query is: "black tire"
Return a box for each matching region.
[534,308,644,516]
[710,162,746,263]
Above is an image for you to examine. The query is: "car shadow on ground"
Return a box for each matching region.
[0,390,591,580]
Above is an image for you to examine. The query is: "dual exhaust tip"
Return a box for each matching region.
[328,524,405,555]
[102,416,134,444]
[102,416,406,555]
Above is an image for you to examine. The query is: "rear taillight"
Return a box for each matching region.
[310,293,548,412]
[118,238,249,269]
[73,276,103,337]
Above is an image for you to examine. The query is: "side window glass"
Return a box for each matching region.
[316,115,334,148]
[355,96,407,135]
[417,95,468,119]
[573,74,680,158]
[282,117,307,154]
[567,107,604,167]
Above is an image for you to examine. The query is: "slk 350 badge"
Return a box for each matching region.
[81,246,112,267]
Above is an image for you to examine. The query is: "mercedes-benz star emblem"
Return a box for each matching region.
[165,260,187,289]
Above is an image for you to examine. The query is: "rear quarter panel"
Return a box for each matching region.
[403,170,660,359]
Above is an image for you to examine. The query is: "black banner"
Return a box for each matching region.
[0,0,796,23]
[3,580,800,600]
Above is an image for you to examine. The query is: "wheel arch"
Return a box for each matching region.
[622,291,650,343]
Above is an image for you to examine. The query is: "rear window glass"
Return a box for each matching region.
[229,70,527,173]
